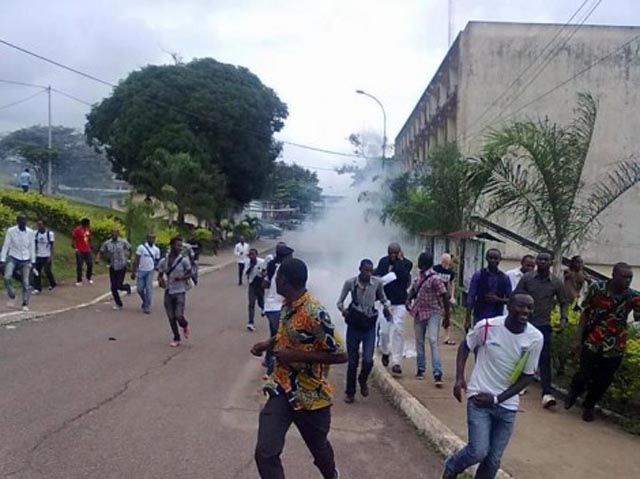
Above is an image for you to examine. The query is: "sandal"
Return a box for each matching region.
[443,339,457,345]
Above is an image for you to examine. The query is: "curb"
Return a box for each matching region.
[371,358,515,479]
[0,246,274,327]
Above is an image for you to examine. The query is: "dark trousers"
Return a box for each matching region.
[33,257,56,291]
[345,325,376,397]
[248,282,265,325]
[75,251,93,282]
[569,348,623,410]
[164,292,188,341]
[109,267,130,307]
[533,324,553,395]
[238,262,245,285]
[255,393,336,479]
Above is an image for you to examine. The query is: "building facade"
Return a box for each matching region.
[395,21,640,267]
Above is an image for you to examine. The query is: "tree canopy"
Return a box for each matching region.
[0,125,113,189]
[85,58,289,207]
[262,161,322,213]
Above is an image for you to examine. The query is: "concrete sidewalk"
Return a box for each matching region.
[0,239,277,326]
[374,322,640,479]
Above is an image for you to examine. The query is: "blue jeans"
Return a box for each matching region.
[414,315,443,379]
[4,257,31,306]
[444,401,517,479]
[345,325,376,396]
[136,270,155,311]
[265,311,281,374]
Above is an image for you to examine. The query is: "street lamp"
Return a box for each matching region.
[356,89,387,170]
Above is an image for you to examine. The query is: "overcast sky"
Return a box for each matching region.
[1,0,637,193]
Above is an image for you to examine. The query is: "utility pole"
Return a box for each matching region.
[47,85,52,195]
[355,89,387,171]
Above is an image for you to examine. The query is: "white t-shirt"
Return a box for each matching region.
[136,243,161,272]
[35,230,55,258]
[234,242,250,264]
[466,315,543,411]
[263,261,285,312]
[505,268,525,291]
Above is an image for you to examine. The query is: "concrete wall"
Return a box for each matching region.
[456,22,640,267]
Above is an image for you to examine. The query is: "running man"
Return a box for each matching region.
[337,258,391,403]
[1,213,35,311]
[97,229,132,310]
[32,219,57,293]
[566,263,640,422]
[235,235,250,285]
[375,242,413,377]
[157,236,192,347]
[131,233,161,314]
[466,249,511,330]
[443,294,543,479]
[246,248,266,331]
[251,258,346,479]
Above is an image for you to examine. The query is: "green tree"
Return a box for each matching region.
[262,161,322,213]
[130,148,226,225]
[479,93,640,271]
[85,58,288,205]
[383,144,487,234]
[0,126,113,189]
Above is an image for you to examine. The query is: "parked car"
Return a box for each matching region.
[256,221,283,239]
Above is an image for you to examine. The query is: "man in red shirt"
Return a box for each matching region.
[72,218,94,286]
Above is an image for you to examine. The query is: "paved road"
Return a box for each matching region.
[1,261,442,479]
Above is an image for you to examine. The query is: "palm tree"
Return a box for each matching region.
[477,93,640,272]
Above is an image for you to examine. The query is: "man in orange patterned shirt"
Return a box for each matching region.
[251,258,346,479]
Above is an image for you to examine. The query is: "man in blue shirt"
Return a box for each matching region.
[18,169,32,193]
[465,249,512,330]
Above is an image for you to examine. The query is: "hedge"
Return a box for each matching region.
[0,190,124,244]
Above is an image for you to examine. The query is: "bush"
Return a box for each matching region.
[0,189,124,244]
[0,203,16,237]
[154,226,179,256]
[193,227,213,242]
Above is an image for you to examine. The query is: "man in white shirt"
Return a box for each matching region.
[262,242,294,374]
[33,219,57,293]
[246,248,266,331]
[234,236,250,286]
[131,233,161,314]
[1,214,36,311]
[443,293,543,479]
[505,254,536,291]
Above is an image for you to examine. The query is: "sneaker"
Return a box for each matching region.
[416,371,426,380]
[247,324,255,332]
[183,326,190,339]
[359,379,369,397]
[21,305,29,312]
[112,305,123,310]
[381,354,390,367]
[344,395,355,404]
[435,376,444,388]
[32,290,41,295]
[582,408,596,422]
[519,387,528,396]
[542,394,557,409]
[48,285,56,291]
[89,279,94,285]
[75,282,82,287]
[391,365,402,377]
[169,341,181,347]
[143,309,151,315]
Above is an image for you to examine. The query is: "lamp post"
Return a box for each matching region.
[356,89,387,170]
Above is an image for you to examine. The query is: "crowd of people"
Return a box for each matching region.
[242,240,639,479]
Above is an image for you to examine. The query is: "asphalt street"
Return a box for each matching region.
[1,261,442,479]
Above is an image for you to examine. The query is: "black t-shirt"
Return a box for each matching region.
[375,256,413,305]
[433,264,456,287]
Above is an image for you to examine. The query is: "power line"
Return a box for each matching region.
[50,87,93,106]
[0,89,45,111]
[476,31,640,133]
[476,0,603,135]
[465,0,592,132]
[0,78,47,89]
[0,38,366,160]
